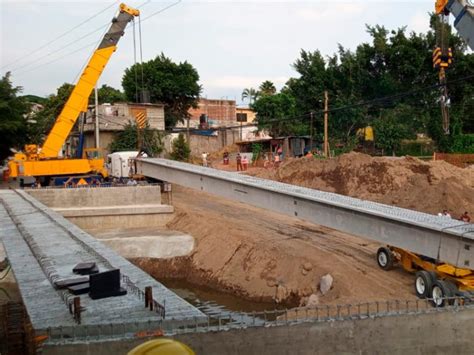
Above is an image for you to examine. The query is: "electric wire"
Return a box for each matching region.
[170,73,474,133]
[140,0,182,23]
[8,0,180,77]
[13,40,99,78]
[0,0,119,71]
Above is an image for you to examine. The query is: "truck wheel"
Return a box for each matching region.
[376,247,394,270]
[415,271,435,298]
[431,280,456,307]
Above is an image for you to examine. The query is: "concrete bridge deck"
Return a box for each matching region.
[137,158,474,268]
[0,189,204,342]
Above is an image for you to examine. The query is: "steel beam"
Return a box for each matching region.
[137,158,474,268]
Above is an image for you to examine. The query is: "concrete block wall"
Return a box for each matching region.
[28,186,162,208]
[27,186,172,229]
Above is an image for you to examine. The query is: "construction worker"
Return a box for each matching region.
[128,338,195,355]
[236,153,243,171]
[201,152,208,167]
[460,211,471,223]
[242,155,249,170]
[274,153,280,168]
[438,209,451,218]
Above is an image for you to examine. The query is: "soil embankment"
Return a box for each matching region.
[133,185,415,307]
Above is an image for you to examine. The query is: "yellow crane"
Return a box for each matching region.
[8,3,140,185]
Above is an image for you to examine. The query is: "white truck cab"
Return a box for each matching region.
[107,151,141,178]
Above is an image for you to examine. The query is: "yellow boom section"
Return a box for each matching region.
[40,3,139,158]
[41,46,116,157]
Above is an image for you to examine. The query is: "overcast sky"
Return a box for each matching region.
[1,0,434,105]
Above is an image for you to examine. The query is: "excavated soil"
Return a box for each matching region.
[247,152,474,217]
[133,185,415,307]
[134,153,473,306]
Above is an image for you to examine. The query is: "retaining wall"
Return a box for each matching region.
[27,186,173,229]
[43,307,474,354]
[28,186,162,207]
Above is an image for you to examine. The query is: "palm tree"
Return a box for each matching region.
[259,80,276,96]
[241,87,259,105]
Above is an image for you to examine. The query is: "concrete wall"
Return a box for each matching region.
[27,186,173,229]
[42,308,474,354]
[28,186,162,208]
[67,213,173,230]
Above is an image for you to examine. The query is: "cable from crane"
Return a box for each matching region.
[138,13,146,102]
[132,18,139,103]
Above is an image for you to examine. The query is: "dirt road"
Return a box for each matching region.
[135,185,416,306]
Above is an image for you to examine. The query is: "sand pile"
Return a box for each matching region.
[248,152,473,217]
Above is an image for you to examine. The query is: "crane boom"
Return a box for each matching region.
[41,3,139,158]
[436,0,474,50]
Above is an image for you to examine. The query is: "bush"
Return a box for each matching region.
[449,134,474,154]
[170,133,190,161]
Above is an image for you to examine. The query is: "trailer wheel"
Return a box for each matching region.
[431,280,457,307]
[414,271,435,298]
[376,247,394,270]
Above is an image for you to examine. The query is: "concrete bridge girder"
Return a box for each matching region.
[136,158,474,268]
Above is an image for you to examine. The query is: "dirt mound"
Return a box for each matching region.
[248,152,474,217]
[133,186,415,306]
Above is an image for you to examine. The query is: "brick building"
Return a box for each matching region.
[188,98,236,123]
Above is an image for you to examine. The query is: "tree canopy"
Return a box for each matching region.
[94,84,126,104]
[0,73,28,161]
[252,20,474,153]
[122,53,201,128]
[28,83,74,145]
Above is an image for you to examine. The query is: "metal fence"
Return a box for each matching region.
[42,296,474,344]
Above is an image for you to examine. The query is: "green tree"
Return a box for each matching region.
[170,133,190,161]
[29,83,74,144]
[373,107,415,155]
[252,92,302,137]
[95,84,126,104]
[122,54,201,128]
[109,122,163,156]
[241,87,259,105]
[0,73,28,161]
[258,81,276,96]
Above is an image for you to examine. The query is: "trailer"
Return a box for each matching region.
[377,246,474,307]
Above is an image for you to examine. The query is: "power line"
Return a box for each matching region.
[9,0,180,77]
[173,73,474,133]
[13,40,99,78]
[1,1,119,71]
[141,0,182,23]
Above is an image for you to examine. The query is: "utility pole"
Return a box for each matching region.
[310,111,314,153]
[94,85,100,148]
[324,91,329,158]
